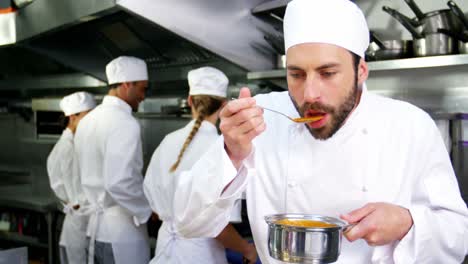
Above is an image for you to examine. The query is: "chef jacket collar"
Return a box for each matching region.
[63,127,73,137]
[102,95,132,114]
[187,119,218,134]
[292,83,370,143]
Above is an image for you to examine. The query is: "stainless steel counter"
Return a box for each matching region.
[0,194,58,264]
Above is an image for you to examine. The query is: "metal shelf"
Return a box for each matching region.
[247,54,468,80]
[0,231,48,248]
[251,0,290,15]
[368,54,468,71]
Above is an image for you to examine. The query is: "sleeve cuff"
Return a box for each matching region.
[393,205,429,263]
[220,144,255,199]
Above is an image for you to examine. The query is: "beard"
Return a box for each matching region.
[291,81,360,140]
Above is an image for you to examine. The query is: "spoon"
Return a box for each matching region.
[230,98,323,123]
[260,106,323,123]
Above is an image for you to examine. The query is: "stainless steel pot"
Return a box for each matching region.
[459,41,468,54]
[437,28,468,54]
[414,32,455,57]
[404,0,461,35]
[265,214,351,264]
[383,7,456,57]
[366,32,413,61]
[448,0,468,30]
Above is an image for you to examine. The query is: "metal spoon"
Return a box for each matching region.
[230,98,324,123]
[260,105,323,123]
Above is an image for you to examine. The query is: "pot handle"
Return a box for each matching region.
[382,6,423,39]
[404,0,425,21]
[370,31,387,50]
[342,223,357,233]
[448,0,468,30]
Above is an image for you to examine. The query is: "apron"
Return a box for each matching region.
[85,204,150,264]
[151,221,228,264]
[59,204,89,264]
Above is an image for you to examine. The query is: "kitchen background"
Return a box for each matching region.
[0,0,467,263]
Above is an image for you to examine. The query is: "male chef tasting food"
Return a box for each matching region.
[171,0,468,263]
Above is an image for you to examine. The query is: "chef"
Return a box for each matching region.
[46,91,96,264]
[74,56,152,264]
[143,66,257,263]
[171,0,468,263]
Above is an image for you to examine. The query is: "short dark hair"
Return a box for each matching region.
[350,51,360,74]
[108,81,138,90]
[109,82,123,89]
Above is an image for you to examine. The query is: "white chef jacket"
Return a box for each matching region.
[46,128,89,263]
[74,95,152,264]
[172,87,468,264]
[47,128,79,206]
[144,119,240,264]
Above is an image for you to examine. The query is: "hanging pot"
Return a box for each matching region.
[404,0,461,35]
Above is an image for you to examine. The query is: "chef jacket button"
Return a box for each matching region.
[361,186,368,192]
[362,128,368,135]
[288,181,297,188]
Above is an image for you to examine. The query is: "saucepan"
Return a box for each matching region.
[447,0,468,54]
[383,6,455,57]
[265,214,353,263]
[366,31,413,61]
[404,0,461,34]
[437,28,468,54]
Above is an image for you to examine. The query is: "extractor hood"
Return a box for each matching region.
[0,0,278,91]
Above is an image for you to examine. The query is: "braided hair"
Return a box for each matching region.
[169,95,225,172]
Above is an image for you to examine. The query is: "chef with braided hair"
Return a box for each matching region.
[143,66,257,264]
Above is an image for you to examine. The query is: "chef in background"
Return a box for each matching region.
[144,66,257,264]
[74,56,153,264]
[47,91,95,264]
[168,0,468,263]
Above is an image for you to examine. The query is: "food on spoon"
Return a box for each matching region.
[292,115,323,123]
[276,219,337,228]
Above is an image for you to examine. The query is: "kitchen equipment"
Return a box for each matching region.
[12,0,34,8]
[383,6,455,57]
[447,0,468,54]
[448,1,468,30]
[383,6,423,39]
[413,32,455,56]
[404,0,461,35]
[366,32,413,61]
[265,214,352,263]
[437,28,468,54]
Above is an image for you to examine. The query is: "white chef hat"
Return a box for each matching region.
[284,0,369,58]
[188,66,228,98]
[105,56,148,85]
[60,91,96,116]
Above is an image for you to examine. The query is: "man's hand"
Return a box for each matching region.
[341,202,413,246]
[219,87,266,169]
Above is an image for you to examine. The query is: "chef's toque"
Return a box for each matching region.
[284,0,369,58]
[106,56,148,85]
[60,91,96,116]
[188,66,228,98]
